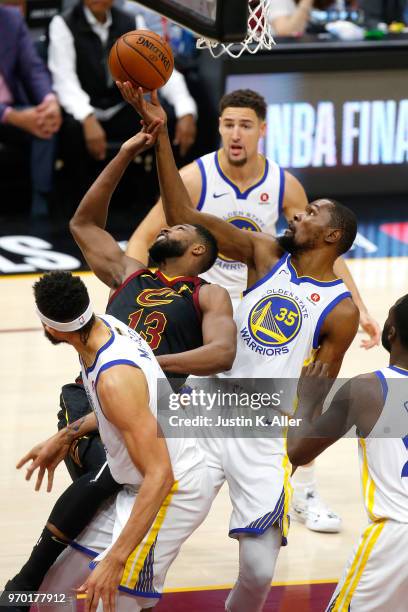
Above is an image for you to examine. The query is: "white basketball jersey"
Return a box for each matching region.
[359,366,408,523]
[196,151,284,302]
[220,252,351,385]
[80,314,202,486]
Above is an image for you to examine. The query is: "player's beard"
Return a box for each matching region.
[43,329,67,345]
[277,231,319,255]
[149,238,188,265]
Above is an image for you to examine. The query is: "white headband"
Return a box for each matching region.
[36,302,94,332]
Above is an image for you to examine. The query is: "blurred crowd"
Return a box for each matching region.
[0,0,407,219]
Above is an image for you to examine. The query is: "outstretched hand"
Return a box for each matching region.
[16,432,71,492]
[121,117,164,156]
[359,311,381,350]
[116,81,167,127]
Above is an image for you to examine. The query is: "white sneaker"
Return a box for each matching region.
[291,488,342,533]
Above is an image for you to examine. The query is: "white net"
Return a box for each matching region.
[196,0,275,58]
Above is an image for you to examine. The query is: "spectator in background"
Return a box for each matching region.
[358,0,406,27]
[268,0,334,36]
[0,5,61,217]
[49,0,197,208]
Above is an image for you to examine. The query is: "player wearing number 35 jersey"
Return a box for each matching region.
[289,295,408,611]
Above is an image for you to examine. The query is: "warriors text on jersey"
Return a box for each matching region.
[195,151,284,302]
[106,268,205,383]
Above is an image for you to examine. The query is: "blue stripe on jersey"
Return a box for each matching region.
[278,167,285,216]
[86,321,115,375]
[196,157,207,211]
[312,291,352,349]
[243,253,289,297]
[214,151,270,200]
[288,256,344,287]
[94,359,141,389]
[374,370,389,402]
[388,365,408,377]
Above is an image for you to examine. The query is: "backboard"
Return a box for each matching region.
[132,0,249,43]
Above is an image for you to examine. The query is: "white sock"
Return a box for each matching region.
[292,464,316,497]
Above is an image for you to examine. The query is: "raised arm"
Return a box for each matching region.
[70,125,161,288]
[80,365,174,610]
[157,284,237,376]
[288,365,384,466]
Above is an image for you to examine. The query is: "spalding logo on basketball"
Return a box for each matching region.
[109,29,174,92]
[248,295,302,347]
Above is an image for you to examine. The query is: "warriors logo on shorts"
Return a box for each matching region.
[248,295,302,347]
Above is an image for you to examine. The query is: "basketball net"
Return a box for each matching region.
[196,0,275,59]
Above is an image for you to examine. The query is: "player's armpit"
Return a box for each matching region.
[126,202,167,264]
[315,296,360,378]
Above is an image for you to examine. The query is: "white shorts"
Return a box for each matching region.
[200,435,292,544]
[327,519,408,611]
[38,465,212,610]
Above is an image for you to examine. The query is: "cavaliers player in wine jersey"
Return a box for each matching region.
[4,126,236,606]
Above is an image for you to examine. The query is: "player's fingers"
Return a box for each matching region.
[151,89,159,105]
[47,467,55,493]
[16,451,34,469]
[109,587,116,612]
[89,587,100,612]
[360,338,377,350]
[35,466,46,491]
[101,590,111,612]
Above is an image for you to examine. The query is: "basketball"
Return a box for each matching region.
[109,29,174,92]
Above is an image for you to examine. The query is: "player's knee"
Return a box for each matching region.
[239,560,273,592]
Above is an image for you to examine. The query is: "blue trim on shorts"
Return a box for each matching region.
[228,488,288,546]
[70,541,98,559]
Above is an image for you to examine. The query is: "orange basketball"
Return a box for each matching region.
[109,29,174,92]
